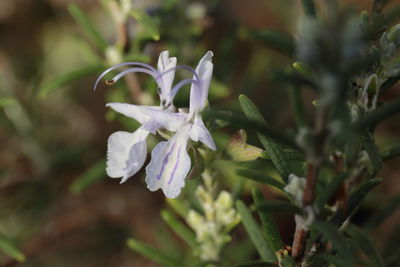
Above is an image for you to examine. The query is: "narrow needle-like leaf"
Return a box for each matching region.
[160,210,196,248]
[252,188,284,253]
[68,4,108,51]
[236,200,276,262]
[127,238,181,267]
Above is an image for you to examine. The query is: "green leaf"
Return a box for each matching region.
[328,178,381,227]
[355,98,400,131]
[315,173,348,210]
[260,150,304,162]
[252,188,283,254]
[288,85,307,128]
[361,132,382,174]
[39,65,103,98]
[236,200,275,262]
[239,95,293,181]
[0,233,25,263]
[126,238,181,267]
[301,0,317,17]
[68,4,108,51]
[246,29,295,56]
[236,169,285,191]
[308,254,349,267]
[255,201,303,215]
[381,145,400,161]
[280,256,295,267]
[310,221,352,261]
[130,10,160,41]
[364,195,400,232]
[166,198,189,218]
[345,225,384,267]
[160,210,196,248]
[69,159,106,194]
[235,261,277,267]
[203,109,300,151]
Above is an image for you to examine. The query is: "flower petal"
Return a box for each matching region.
[157,51,177,99]
[106,128,149,183]
[141,120,161,134]
[145,126,191,198]
[190,51,214,113]
[140,107,188,132]
[106,103,160,124]
[190,117,217,150]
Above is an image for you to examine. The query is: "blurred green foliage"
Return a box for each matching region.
[1,0,400,266]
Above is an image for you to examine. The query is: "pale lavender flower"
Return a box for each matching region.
[143,51,216,198]
[96,51,216,198]
[95,51,177,183]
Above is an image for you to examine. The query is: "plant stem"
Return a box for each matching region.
[108,1,142,101]
[291,105,327,263]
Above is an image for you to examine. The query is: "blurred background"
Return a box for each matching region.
[0,0,399,266]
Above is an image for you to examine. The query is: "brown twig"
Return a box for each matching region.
[107,1,142,101]
[291,106,327,263]
[291,227,307,259]
[303,162,318,206]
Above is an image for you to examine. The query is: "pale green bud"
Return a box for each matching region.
[226,130,263,162]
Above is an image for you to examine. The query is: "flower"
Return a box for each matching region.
[96,51,177,184]
[143,51,216,198]
[96,51,217,198]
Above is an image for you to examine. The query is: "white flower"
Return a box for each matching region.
[96,51,217,198]
[95,51,177,184]
[142,51,216,198]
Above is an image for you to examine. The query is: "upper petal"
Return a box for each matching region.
[190,51,214,113]
[106,128,150,182]
[106,103,160,124]
[157,51,177,103]
[190,117,216,150]
[145,126,192,198]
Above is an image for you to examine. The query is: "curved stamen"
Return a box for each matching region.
[93,62,157,90]
[113,68,162,87]
[169,78,199,99]
[159,65,202,103]
[100,67,164,90]
[160,65,200,85]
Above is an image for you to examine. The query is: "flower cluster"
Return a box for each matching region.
[186,170,240,261]
[95,51,216,198]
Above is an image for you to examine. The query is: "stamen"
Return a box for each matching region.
[93,62,157,90]
[159,65,203,101]
[169,78,199,99]
[160,65,200,85]
[94,67,165,91]
[112,68,161,84]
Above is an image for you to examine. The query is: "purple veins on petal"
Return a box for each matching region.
[156,142,176,180]
[168,145,181,185]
